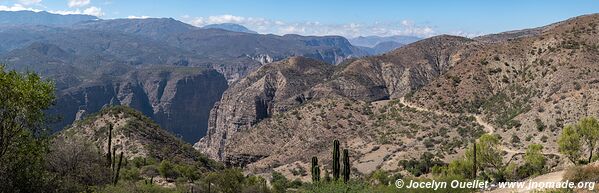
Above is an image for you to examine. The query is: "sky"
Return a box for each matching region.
[0,0,598,38]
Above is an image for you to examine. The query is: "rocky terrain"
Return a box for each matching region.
[57,106,221,168]
[195,14,599,181]
[196,35,474,160]
[48,67,228,142]
[409,13,599,154]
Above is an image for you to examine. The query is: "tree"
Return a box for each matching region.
[558,125,582,164]
[271,171,289,193]
[46,138,112,192]
[0,66,55,192]
[577,117,599,163]
[176,164,199,182]
[203,168,245,193]
[524,144,545,175]
[158,160,178,180]
[469,134,503,171]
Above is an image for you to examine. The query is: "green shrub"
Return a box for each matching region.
[399,152,445,177]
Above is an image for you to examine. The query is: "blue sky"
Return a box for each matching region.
[1,0,598,37]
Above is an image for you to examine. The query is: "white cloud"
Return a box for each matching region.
[18,0,42,5]
[68,0,90,8]
[49,6,103,17]
[183,14,442,38]
[127,15,150,19]
[0,2,103,17]
[82,6,101,16]
[0,3,41,11]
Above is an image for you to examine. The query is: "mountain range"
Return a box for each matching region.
[194,13,599,180]
[0,10,372,143]
[3,9,596,183]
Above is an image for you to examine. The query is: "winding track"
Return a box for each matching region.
[398,97,566,192]
[397,97,559,156]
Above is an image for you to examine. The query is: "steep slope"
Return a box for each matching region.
[224,98,484,176]
[195,57,335,160]
[310,35,474,101]
[409,14,599,153]
[57,106,221,169]
[195,36,474,161]
[49,66,228,143]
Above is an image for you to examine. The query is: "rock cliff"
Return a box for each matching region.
[50,67,228,143]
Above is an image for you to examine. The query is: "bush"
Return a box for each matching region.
[399,152,445,177]
[563,164,599,183]
[159,160,179,180]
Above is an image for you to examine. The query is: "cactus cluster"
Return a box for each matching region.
[106,123,125,186]
[310,139,352,184]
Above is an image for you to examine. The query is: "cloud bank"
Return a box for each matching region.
[183,14,481,38]
[0,0,104,17]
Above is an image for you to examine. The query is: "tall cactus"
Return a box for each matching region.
[112,147,116,172]
[113,151,124,185]
[311,156,321,182]
[332,140,340,181]
[342,149,350,183]
[472,142,477,178]
[106,123,113,167]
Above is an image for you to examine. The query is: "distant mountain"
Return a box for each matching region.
[0,11,369,144]
[349,35,421,47]
[0,11,97,26]
[202,23,258,34]
[73,18,196,40]
[358,41,406,55]
[72,18,368,81]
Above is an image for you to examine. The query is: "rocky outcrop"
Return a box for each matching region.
[50,67,228,143]
[57,106,222,169]
[194,57,334,160]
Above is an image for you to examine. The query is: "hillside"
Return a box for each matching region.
[194,14,599,181]
[195,35,474,160]
[409,13,599,154]
[57,106,222,169]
